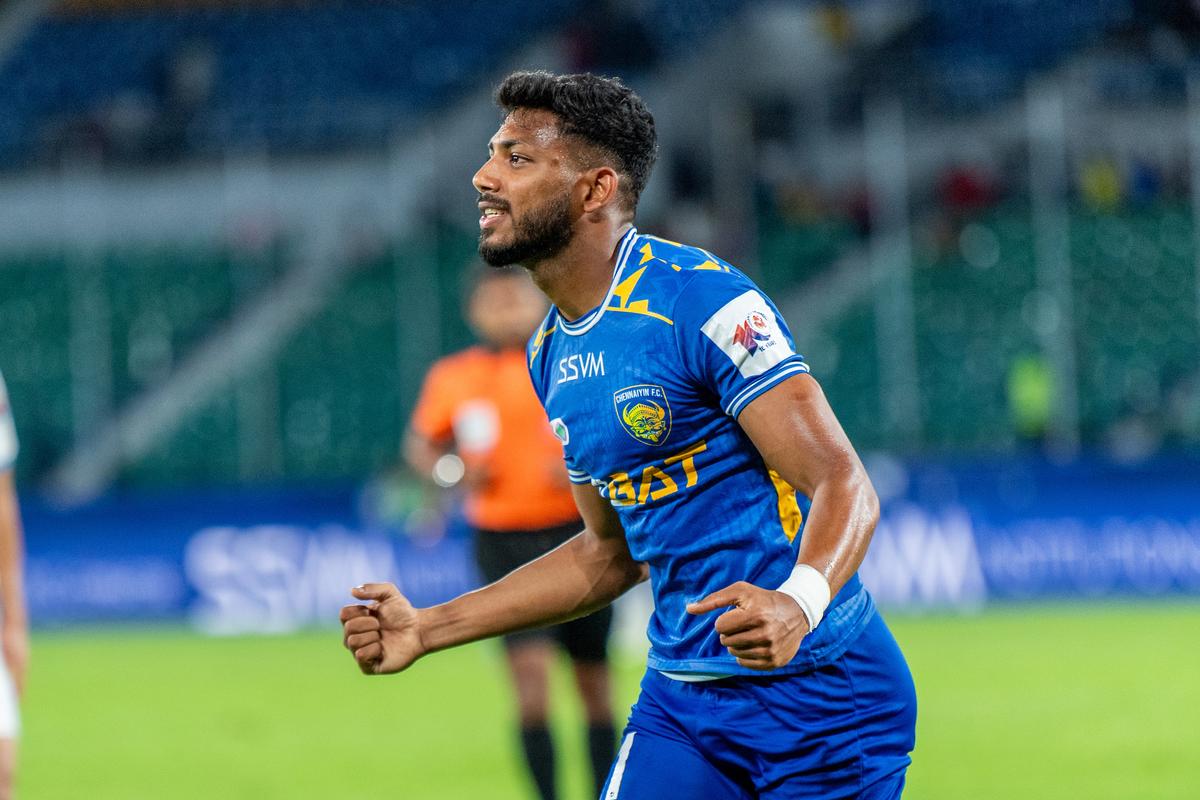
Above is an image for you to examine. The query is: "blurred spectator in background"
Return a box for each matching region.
[1079,154,1125,211]
[403,269,616,800]
[815,0,856,50]
[1132,0,1200,43]
[46,36,216,165]
[1127,156,1164,207]
[562,0,658,74]
[0,370,27,800]
[928,161,1003,258]
[1006,352,1054,446]
[937,162,1001,218]
[149,37,217,159]
[846,181,875,238]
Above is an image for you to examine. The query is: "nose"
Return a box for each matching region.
[472,158,499,195]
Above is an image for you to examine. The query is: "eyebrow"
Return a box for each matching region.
[487,138,523,154]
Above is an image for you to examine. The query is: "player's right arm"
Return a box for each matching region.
[339,482,645,675]
[402,428,448,478]
[403,358,464,482]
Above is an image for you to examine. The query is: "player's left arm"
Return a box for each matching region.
[687,374,878,670]
[0,469,28,697]
[340,481,646,676]
[739,373,877,596]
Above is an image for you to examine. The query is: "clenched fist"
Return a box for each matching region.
[686,581,811,670]
[339,583,426,675]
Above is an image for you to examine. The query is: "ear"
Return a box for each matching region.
[579,167,621,213]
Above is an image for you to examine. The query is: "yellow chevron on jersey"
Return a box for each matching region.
[527,321,557,368]
[608,263,673,325]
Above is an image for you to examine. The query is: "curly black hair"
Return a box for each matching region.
[495,71,658,211]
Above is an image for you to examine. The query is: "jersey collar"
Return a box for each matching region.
[557,227,638,337]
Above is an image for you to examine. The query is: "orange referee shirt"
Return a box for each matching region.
[409,346,581,531]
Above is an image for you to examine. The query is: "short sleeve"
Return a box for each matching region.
[673,271,810,419]
[563,462,593,485]
[0,373,17,471]
[408,360,457,442]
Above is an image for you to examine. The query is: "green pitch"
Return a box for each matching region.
[21,603,1199,799]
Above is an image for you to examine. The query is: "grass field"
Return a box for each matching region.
[20,603,1200,799]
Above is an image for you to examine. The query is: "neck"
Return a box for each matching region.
[480,342,524,353]
[525,221,633,321]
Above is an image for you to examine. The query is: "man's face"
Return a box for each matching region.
[468,274,548,349]
[473,109,578,267]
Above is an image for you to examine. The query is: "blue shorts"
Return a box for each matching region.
[601,611,916,800]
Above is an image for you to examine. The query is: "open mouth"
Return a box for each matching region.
[479,208,507,230]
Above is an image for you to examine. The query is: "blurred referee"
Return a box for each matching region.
[0,370,27,800]
[404,268,616,800]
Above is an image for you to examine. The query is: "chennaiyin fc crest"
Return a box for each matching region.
[613,384,672,446]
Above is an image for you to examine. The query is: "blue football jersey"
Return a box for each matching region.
[527,228,874,676]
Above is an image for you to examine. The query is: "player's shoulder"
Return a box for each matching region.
[631,232,761,310]
[525,308,560,374]
[634,233,741,277]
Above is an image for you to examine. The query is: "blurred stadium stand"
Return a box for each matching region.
[0,0,1198,625]
[0,0,761,166]
[0,0,1198,491]
[915,0,1134,111]
[0,0,588,163]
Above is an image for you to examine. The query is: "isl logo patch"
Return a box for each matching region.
[613,384,672,446]
[733,311,773,355]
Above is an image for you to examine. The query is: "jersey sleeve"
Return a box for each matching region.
[673,271,811,419]
[408,359,456,442]
[562,460,592,485]
[0,374,18,471]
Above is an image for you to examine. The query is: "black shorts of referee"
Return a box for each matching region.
[474,520,613,663]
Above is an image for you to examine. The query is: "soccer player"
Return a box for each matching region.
[342,72,916,799]
[405,267,617,800]
[0,371,27,800]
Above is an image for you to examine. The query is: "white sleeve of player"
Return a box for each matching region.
[0,374,18,470]
[699,290,796,378]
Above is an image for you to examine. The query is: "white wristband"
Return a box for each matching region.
[775,564,831,632]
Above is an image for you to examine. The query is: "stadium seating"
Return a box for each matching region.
[758,216,858,293]
[93,226,479,487]
[1070,206,1198,437]
[771,203,1198,452]
[0,0,586,164]
[1,0,1197,485]
[917,0,1133,111]
[4,201,1194,486]
[0,253,75,478]
[908,209,1040,449]
[0,0,766,165]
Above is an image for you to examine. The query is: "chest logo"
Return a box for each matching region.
[613,384,672,446]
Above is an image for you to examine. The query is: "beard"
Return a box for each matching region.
[478,190,575,268]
